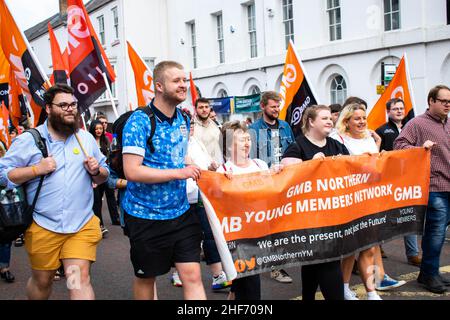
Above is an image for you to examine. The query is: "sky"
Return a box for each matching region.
[6,0,88,31]
[6,0,59,30]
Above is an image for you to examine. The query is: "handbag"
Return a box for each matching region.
[0,129,47,243]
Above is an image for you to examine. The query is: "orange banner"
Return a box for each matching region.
[368,56,415,130]
[199,149,429,242]
[127,41,154,106]
[279,40,305,121]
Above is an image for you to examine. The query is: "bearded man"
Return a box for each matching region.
[0,84,109,300]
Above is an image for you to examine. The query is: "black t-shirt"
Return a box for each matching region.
[266,120,280,130]
[282,135,350,161]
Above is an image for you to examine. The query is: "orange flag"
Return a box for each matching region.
[189,72,199,107]
[0,101,11,148]
[48,23,69,85]
[368,55,416,130]
[127,41,154,106]
[0,48,10,109]
[279,40,318,136]
[0,0,48,127]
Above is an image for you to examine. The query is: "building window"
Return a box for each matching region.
[384,0,400,31]
[195,86,202,98]
[217,14,225,64]
[327,0,341,41]
[248,3,257,58]
[97,15,105,45]
[112,7,119,40]
[330,75,347,105]
[218,89,228,98]
[190,22,198,68]
[282,0,294,49]
[110,64,117,98]
[447,0,450,24]
[249,85,261,95]
[99,64,117,100]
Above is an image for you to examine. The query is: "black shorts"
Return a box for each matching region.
[124,207,202,278]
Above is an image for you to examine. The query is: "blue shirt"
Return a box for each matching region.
[249,118,295,167]
[0,121,109,234]
[122,102,190,220]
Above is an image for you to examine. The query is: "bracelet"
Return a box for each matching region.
[31,165,38,177]
[90,169,101,177]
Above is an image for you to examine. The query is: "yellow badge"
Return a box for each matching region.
[73,147,80,155]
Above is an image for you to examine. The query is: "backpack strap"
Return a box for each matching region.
[137,106,190,154]
[25,129,48,211]
[138,106,157,154]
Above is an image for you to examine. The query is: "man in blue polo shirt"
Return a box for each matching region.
[0,84,109,300]
[122,61,206,300]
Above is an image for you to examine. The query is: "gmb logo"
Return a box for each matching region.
[234,257,256,273]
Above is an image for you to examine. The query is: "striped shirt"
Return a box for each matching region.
[394,110,450,192]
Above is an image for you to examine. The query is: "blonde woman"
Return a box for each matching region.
[332,103,405,300]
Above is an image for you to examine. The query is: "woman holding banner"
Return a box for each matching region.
[281,105,348,300]
[333,103,405,300]
[217,120,277,300]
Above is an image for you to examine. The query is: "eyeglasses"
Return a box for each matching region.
[51,102,78,111]
[435,98,450,106]
[100,121,108,125]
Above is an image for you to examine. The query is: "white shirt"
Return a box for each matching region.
[217,159,269,175]
[193,117,223,165]
[332,132,379,156]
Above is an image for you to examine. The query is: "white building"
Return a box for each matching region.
[25,0,450,122]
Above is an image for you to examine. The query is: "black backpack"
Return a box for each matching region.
[0,129,48,243]
[109,106,189,179]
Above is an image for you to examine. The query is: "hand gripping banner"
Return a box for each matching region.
[198,149,430,280]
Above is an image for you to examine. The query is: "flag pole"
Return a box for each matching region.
[3,0,51,87]
[101,72,119,120]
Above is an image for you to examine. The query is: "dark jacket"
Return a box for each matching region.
[376,119,402,151]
